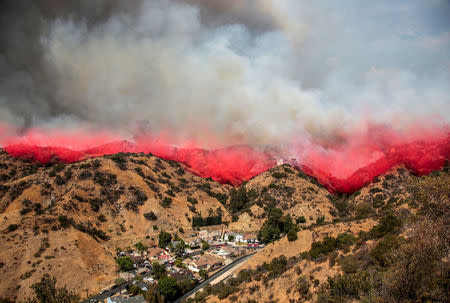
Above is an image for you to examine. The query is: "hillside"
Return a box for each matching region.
[0,150,448,302]
[188,165,450,303]
[0,151,339,301]
[0,151,231,301]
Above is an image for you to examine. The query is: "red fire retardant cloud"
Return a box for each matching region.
[1,124,448,194]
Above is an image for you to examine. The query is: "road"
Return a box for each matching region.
[81,270,152,303]
[82,251,257,303]
[174,252,256,303]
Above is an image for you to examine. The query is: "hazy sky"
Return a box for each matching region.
[0,0,449,145]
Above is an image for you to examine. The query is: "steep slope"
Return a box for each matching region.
[189,166,449,303]
[0,150,447,302]
[0,152,230,301]
[229,165,336,232]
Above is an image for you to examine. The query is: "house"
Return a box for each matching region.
[224,232,238,242]
[143,276,155,283]
[234,234,244,243]
[132,281,149,292]
[168,268,194,281]
[147,246,167,260]
[188,254,223,272]
[184,248,203,257]
[107,295,146,303]
[216,248,231,257]
[243,234,259,244]
[157,252,173,265]
[221,246,246,258]
[198,228,222,242]
[129,255,145,267]
[183,236,201,247]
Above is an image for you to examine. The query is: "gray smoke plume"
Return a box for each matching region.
[0,0,449,145]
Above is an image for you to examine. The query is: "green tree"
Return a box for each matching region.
[199,269,208,280]
[26,274,80,303]
[152,262,166,279]
[116,257,134,271]
[144,284,163,303]
[201,241,210,251]
[158,276,180,302]
[283,214,293,233]
[158,230,172,248]
[287,227,298,242]
[174,240,186,256]
[229,187,250,213]
[258,224,280,244]
[135,241,147,252]
[127,284,141,296]
[177,278,197,294]
[267,207,284,227]
[296,216,306,224]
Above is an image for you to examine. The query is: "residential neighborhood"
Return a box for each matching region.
[88,225,263,302]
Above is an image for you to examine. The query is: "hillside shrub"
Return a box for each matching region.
[370,234,401,267]
[296,216,306,224]
[339,255,359,274]
[287,227,298,242]
[57,216,71,229]
[134,241,147,252]
[111,153,127,170]
[160,197,172,208]
[206,190,228,204]
[229,187,254,213]
[296,276,310,295]
[144,211,157,221]
[369,214,402,238]
[89,198,103,212]
[27,274,80,303]
[192,215,222,228]
[93,171,117,187]
[7,224,19,232]
[72,223,109,241]
[355,203,375,219]
[316,215,325,225]
[97,214,107,222]
[272,172,287,179]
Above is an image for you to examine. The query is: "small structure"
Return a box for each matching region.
[168,268,194,281]
[147,246,171,262]
[216,248,231,257]
[188,254,223,272]
[243,234,259,244]
[183,236,201,247]
[130,255,145,267]
[107,295,146,303]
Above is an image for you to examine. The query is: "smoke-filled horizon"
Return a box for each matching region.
[0,0,449,193]
[1,0,449,142]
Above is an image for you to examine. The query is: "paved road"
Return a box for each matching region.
[82,252,257,303]
[174,252,256,303]
[81,271,152,303]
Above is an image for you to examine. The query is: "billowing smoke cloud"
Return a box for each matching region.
[0,0,449,192]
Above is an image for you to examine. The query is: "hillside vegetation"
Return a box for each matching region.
[188,165,450,303]
[0,150,448,302]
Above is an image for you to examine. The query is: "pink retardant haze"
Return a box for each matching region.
[1,124,448,194]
